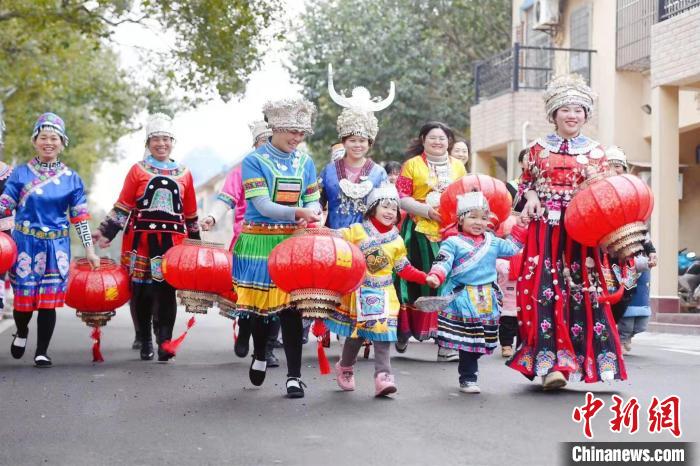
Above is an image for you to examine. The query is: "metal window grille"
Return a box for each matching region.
[570,5,591,77]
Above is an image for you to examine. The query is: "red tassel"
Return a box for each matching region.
[161,316,196,355]
[312,319,331,375]
[598,285,625,305]
[91,327,104,363]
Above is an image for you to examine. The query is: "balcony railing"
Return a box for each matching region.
[617,0,700,71]
[474,43,596,104]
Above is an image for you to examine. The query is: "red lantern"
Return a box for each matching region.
[218,289,238,320]
[162,239,233,313]
[440,175,512,229]
[564,174,654,258]
[268,228,366,318]
[0,231,18,274]
[65,257,131,362]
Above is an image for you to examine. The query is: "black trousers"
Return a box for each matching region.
[498,315,518,347]
[132,281,177,345]
[458,351,481,384]
[13,309,56,356]
[237,314,280,348]
[251,309,302,377]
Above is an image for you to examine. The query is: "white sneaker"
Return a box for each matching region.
[623,341,632,352]
[437,347,459,362]
[459,382,481,394]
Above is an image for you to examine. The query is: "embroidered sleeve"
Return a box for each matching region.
[98,206,130,241]
[496,229,525,259]
[517,146,537,198]
[68,173,90,224]
[182,171,199,220]
[186,217,201,240]
[302,157,321,205]
[242,155,269,199]
[114,164,141,212]
[0,193,17,218]
[73,220,93,247]
[216,191,236,209]
[396,263,427,285]
[0,169,20,220]
[217,167,243,209]
[395,159,413,198]
[394,256,410,272]
[429,238,457,284]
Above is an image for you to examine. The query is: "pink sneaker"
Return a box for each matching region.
[335,361,355,391]
[374,372,397,397]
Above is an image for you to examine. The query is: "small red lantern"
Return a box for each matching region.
[565,174,654,258]
[440,175,512,229]
[65,257,131,362]
[268,228,366,318]
[0,231,18,274]
[162,239,233,313]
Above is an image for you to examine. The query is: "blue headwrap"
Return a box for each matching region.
[32,112,69,147]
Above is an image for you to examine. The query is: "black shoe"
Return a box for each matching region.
[249,357,267,386]
[11,334,27,359]
[157,346,175,362]
[234,337,249,358]
[395,339,408,354]
[132,331,142,350]
[286,377,306,398]
[140,341,154,360]
[266,350,280,368]
[34,354,52,368]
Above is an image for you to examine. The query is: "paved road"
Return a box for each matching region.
[1,308,698,466]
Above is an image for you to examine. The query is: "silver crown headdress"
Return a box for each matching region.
[146,113,175,141]
[248,120,272,143]
[328,64,395,140]
[457,192,490,217]
[543,74,596,123]
[366,182,400,210]
[262,97,316,134]
[605,145,627,168]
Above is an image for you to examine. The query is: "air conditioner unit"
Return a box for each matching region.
[534,0,560,30]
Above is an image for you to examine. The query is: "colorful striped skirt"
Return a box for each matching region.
[232,223,295,317]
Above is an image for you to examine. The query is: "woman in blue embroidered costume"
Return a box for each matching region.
[93,113,200,362]
[234,97,322,398]
[506,74,628,389]
[0,109,14,313]
[3,113,100,367]
[329,183,428,396]
[425,192,525,393]
[318,64,391,229]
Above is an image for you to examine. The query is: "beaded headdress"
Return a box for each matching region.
[146,113,175,141]
[605,145,627,168]
[249,120,272,144]
[32,112,69,146]
[457,192,490,217]
[262,97,316,134]
[543,74,596,123]
[328,64,395,141]
[366,183,400,211]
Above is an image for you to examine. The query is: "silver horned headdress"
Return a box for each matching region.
[328,64,395,141]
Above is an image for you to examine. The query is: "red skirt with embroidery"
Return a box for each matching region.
[506,219,628,383]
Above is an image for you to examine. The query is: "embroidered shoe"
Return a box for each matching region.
[542,371,567,391]
[334,361,355,391]
[11,334,27,359]
[437,347,459,362]
[374,372,397,397]
[501,346,514,358]
[286,377,307,398]
[459,382,481,394]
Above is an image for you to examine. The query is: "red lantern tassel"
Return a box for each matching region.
[161,316,196,355]
[311,318,331,375]
[91,327,104,363]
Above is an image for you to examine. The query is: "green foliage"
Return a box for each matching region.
[288,0,511,163]
[0,0,282,184]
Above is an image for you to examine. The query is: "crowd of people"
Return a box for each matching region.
[1,72,655,399]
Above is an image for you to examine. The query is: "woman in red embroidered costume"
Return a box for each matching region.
[506,74,627,389]
[93,113,200,362]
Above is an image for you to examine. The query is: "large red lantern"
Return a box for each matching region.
[217,289,238,319]
[162,239,233,313]
[0,231,18,274]
[564,174,653,258]
[268,228,366,318]
[65,257,131,362]
[440,175,512,229]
